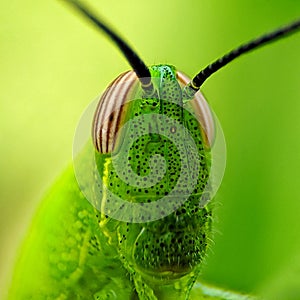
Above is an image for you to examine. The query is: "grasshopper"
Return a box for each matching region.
[7,0,300,299]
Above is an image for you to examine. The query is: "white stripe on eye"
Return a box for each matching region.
[93,71,138,153]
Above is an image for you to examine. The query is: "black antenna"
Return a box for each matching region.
[184,18,300,97]
[61,0,154,94]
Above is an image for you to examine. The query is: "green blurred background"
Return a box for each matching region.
[1,0,300,298]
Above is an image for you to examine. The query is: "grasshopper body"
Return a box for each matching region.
[9,65,219,299]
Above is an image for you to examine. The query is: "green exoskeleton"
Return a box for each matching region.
[7,1,300,299]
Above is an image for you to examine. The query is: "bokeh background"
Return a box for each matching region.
[1,0,300,298]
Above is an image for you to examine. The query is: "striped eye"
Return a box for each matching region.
[177,71,215,148]
[92,71,139,153]
[92,70,215,153]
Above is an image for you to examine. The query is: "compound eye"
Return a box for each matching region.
[177,71,215,149]
[92,71,139,153]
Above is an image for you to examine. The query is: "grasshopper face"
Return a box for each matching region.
[90,64,215,282]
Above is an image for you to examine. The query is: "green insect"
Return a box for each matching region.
[7,1,300,299]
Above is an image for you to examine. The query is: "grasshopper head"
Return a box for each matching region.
[91,65,215,285]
